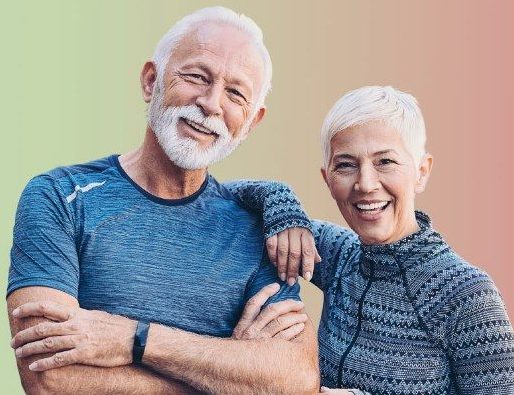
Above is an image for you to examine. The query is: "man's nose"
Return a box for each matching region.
[196,83,223,117]
[354,165,380,193]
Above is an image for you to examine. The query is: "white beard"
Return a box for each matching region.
[148,87,249,170]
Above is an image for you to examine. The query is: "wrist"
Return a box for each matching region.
[132,321,150,364]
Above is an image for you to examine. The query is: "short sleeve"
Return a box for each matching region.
[311,220,359,291]
[7,175,80,298]
[244,252,301,306]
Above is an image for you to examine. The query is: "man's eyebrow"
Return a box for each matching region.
[373,149,399,156]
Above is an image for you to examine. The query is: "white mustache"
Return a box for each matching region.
[163,105,230,139]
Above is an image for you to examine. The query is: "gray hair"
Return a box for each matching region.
[152,6,272,110]
[321,86,427,167]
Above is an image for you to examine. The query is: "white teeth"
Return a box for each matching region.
[184,119,215,135]
[356,201,389,211]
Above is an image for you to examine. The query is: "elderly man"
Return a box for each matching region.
[8,7,319,394]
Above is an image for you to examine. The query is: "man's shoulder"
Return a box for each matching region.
[205,175,259,213]
[26,155,119,200]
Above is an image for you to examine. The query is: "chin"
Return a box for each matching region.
[357,228,393,245]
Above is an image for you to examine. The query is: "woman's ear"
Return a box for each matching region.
[415,153,433,194]
[321,167,336,199]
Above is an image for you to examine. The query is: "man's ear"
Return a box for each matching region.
[415,153,433,194]
[140,61,157,103]
[246,106,266,135]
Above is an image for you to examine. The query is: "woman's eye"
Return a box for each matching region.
[335,162,356,170]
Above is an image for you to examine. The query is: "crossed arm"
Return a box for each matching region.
[9,284,319,395]
[8,287,198,394]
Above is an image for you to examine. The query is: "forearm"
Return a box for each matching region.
[142,323,319,395]
[224,180,312,238]
[22,363,197,395]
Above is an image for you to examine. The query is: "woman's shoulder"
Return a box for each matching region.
[408,250,507,338]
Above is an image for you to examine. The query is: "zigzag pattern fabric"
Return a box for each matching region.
[226,180,514,393]
[224,180,312,238]
[311,211,514,394]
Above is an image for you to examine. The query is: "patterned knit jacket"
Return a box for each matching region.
[227,181,514,395]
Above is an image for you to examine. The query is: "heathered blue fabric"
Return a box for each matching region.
[8,155,299,337]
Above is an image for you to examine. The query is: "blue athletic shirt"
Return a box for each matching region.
[8,155,299,337]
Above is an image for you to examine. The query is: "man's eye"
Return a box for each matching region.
[228,88,246,101]
[378,158,397,166]
[187,74,208,83]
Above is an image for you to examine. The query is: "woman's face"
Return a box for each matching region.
[322,121,432,245]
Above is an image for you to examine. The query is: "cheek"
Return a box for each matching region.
[328,175,353,203]
[165,81,201,107]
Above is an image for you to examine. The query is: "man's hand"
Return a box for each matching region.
[266,228,321,285]
[11,301,136,371]
[232,283,308,341]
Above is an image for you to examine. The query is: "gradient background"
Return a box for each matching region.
[1,1,513,392]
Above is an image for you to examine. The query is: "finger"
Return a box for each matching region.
[274,322,305,340]
[264,312,307,337]
[315,248,322,263]
[11,321,78,348]
[249,300,305,333]
[12,301,73,322]
[29,349,81,371]
[276,232,289,282]
[15,335,82,358]
[266,235,278,266]
[286,229,302,285]
[300,231,316,281]
[232,283,280,336]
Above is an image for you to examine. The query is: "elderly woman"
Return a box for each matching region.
[10,87,514,394]
[230,85,514,394]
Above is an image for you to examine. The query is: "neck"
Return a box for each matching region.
[119,126,207,199]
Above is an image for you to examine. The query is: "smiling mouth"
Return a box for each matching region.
[354,201,391,214]
[182,118,217,136]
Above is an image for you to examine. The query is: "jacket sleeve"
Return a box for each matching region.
[223,180,312,238]
[447,270,514,394]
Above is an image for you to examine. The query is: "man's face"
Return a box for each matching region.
[148,23,266,170]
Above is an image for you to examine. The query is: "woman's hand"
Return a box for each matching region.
[232,283,308,341]
[266,228,321,285]
[11,301,136,371]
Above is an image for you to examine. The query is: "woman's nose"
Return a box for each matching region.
[354,165,380,193]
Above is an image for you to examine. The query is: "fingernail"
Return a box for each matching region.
[304,271,312,281]
[10,338,15,348]
[12,308,19,317]
[287,277,296,286]
[280,273,286,281]
[15,348,22,357]
[29,362,37,371]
